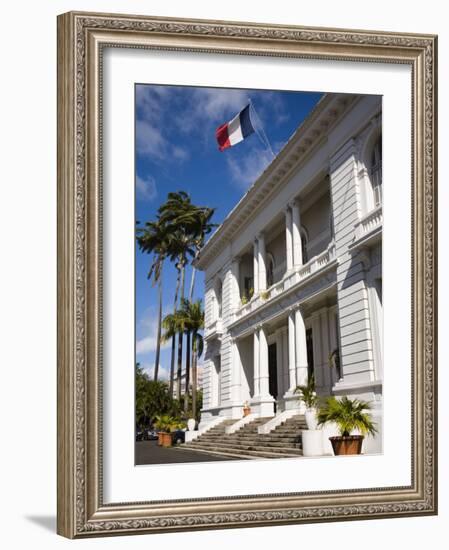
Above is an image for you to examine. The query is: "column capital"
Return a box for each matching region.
[289,198,300,209]
[284,204,292,216]
[256,231,265,242]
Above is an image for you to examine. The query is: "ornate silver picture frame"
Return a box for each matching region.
[57,11,437,538]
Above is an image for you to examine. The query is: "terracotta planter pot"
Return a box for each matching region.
[158,432,173,448]
[329,435,364,455]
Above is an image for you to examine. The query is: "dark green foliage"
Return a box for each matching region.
[135,364,180,428]
[317,396,377,437]
[294,374,318,408]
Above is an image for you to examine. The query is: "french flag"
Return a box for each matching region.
[215,104,255,152]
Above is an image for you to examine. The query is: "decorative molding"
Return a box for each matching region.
[57,11,437,538]
[197,94,356,268]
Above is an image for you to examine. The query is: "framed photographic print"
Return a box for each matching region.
[57,11,437,538]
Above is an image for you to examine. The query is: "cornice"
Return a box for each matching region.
[196,93,359,270]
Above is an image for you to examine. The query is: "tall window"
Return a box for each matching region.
[244,276,253,301]
[266,253,275,287]
[300,227,309,264]
[306,328,314,380]
[370,137,382,207]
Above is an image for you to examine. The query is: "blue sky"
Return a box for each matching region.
[135,84,322,380]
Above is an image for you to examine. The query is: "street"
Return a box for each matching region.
[135,440,234,465]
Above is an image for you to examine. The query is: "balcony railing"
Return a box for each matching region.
[234,241,336,323]
[353,205,382,245]
[204,318,223,340]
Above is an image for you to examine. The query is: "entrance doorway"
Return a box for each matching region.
[306,328,314,380]
[268,343,278,400]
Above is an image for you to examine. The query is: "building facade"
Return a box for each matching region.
[196,93,383,453]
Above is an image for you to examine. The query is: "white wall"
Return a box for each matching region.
[0,1,446,550]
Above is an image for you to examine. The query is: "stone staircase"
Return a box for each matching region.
[179,415,307,460]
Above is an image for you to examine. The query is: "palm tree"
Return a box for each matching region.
[161,309,180,391]
[188,207,216,300]
[161,305,187,400]
[178,299,204,419]
[165,231,193,395]
[136,219,169,381]
[158,191,217,299]
[158,192,198,398]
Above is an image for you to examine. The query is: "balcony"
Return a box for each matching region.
[351,205,382,250]
[204,318,223,341]
[234,241,337,324]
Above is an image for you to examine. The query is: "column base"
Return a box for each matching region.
[250,395,275,417]
[283,390,304,412]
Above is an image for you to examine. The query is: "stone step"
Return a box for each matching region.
[187,440,303,454]
[198,434,302,444]
[197,432,302,441]
[196,438,302,448]
[268,427,307,434]
[270,430,305,436]
[182,443,303,459]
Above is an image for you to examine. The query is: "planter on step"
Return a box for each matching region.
[187,418,196,431]
[329,435,364,455]
[304,407,318,430]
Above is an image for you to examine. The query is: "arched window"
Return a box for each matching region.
[300,227,309,264]
[266,253,275,287]
[369,136,382,207]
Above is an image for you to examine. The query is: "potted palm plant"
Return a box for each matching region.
[294,374,318,429]
[317,396,377,455]
[154,415,184,447]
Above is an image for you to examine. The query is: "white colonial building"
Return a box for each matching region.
[196,93,383,453]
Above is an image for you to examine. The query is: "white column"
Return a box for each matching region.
[230,338,242,403]
[231,258,240,312]
[287,310,296,391]
[258,326,270,397]
[285,207,293,271]
[282,328,290,395]
[310,312,323,390]
[253,238,259,294]
[257,233,267,291]
[291,199,303,266]
[295,308,309,387]
[252,329,260,397]
[320,309,331,392]
[275,329,284,398]
[328,307,338,387]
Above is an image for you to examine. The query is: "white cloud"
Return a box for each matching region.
[140,362,171,382]
[136,119,167,158]
[136,311,170,355]
[172,145,189,161]
[134,84,289,164]
[191,88,249,121]
[136,174,157,202]
[136,119,189,163]
[226,147,273,190]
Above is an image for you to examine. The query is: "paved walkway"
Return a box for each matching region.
[135,440,234,465]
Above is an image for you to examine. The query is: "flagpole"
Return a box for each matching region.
[248,99,275,159]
